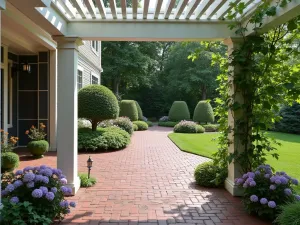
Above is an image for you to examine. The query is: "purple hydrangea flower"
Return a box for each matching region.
[255,171,261,176]
[291,179,299,185]
[260,198,268,205]
[264,174,271,179]
[32,189,43,198]
[10,197,19,204]
[242,174,248,179]
[243,183,248,188]
[34,175,44,182]
[51,187,58,193]
[270,185,276,190]
[280,171,286,176]
[236,178,244,185]
[5,184,15,192]
[40,165,47,170]
[67,187,72,195]
[275,179,282,185]
[66,209,71,214]
[57,169,63,175]
[45,192,55,201]
[15,170,23,176]
[250,195,258,202]
[42,176,49,184]
[60,178,68,185]
[60,200,69,208]
[268,201,276,208]
[284,188,292,196]
[43,169,53,177]
[23,166,34,172]
[246,178,254,184]
[26,182,35,188]
[13,180,23,188]
[1,190,8,196]
[280,177,288,185]
[59,174,66,179]
[61,186,68,194]
[23,173,35,182]
[247,172,255,178]
[284,175,292,180]
[70,202,76,207]
[39,186,48,195]
[270,176,276,183]
[295,195,300,201]
[249,181,256,187]
[33,166,40,171]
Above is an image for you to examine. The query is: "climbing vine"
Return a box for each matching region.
[212,0,300,174]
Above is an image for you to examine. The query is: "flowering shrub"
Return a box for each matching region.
[159,116,169,122]
[174,120,204,133]
[1,165,76,224]
[1,130,19,152]
[99,117,134,135]
[142,116,148,122]
[235,164,299,219]
[25,123,47,141]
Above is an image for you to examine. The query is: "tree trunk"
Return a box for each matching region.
[113,77,120,96]
[92,121,98,131]
[201,86,207,100]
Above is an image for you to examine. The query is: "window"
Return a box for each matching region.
[91,74,99,84]
[77,66,83,90]
[91,41,99,55]
[7,61,13,128]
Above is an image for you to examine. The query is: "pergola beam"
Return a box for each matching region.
[143,0,150,19]
[121,0,127,19]
[94,0,106,19]
[132,0,138,19]
[109,0,117,19]
[70,0,86,19]
[154,0,163,19]
[184,0,201,19]
[195,0,214,19]
[84,0,97,19]
[174,0,189,19]
[164,0,176,19]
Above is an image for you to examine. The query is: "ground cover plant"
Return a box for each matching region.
[79,173,97,187]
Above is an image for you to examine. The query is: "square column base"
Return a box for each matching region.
[225,178,243,196]
[66,176,81,195]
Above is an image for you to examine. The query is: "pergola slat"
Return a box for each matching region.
[143,0,150,19]
[121,0,127,19]
[55,0,77,19]
[184,0,201,19]
[109,0,117,19]
[154,0,163,19]
[174,0,189,19]
[195,0,214,19]
[164,0,176,19]
[70,0,87,19]
[216,0,241,20]
[132,0,138,19]
[84,0,97,19]
[206,0,227,19]
[94,0,106,19]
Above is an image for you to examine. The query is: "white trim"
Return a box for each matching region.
[1,45,8,132]
[90,40,99,56]
[77,65,84,72]
[77,66,83,90]
[7,60,13,128]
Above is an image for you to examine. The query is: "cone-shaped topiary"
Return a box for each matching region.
[168,101,190,122]
[119,100,138,121]
[135,101,143,120]
[193,100,215,124]
[78,85,119,131]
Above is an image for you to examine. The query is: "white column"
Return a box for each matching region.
[224,38,244,196]
[49,50,57,151]
[53,36,83,194]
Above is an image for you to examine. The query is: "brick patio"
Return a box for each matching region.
[17,126,270,225]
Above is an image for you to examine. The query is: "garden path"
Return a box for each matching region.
[18,126,270,225]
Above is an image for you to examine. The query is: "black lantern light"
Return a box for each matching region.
[87,156,93,179]
[22,62,31,73]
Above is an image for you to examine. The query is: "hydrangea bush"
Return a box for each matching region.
[235,164,299,219]
[1,165,76,224]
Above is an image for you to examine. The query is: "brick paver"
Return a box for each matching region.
[17,126,270,225]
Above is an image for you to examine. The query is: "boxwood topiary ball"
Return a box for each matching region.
[168,101,190,122]
[193,101,215,124]
[28,140,49,158]
[1,152,20,172]
[133,121,148,131]
[119,100,139,121]
[194,161,219,187]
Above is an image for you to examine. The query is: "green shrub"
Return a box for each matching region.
[274,103,300,134]
[196,125,205,133]
[276,202,300,225]
[78,85,119,131]
[146,121,153,127]
[119,100,138,121]
[133,121,148,131]
[174,121,204,133]
[1,152,19,172]
[27,140,49,158]
[99,117,133,135]
[194,161,223,188]
[203,124,219,132]
[79,173,97,187]
[135,101,143,120]
[78,127,130,151]
[168,101,190,121]
[193,100,215,124]
[133,124,139,131]
[158,121,178,127]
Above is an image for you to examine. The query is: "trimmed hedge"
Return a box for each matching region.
[194,161,220,188]
[135,101,144,121]
[78,85,119,131]
[168,101,190,122]
[193,101,215,124]
[78,127,130,151]
[119,100,138,121]
[158,121,178,127]
[133,121,148,131]
[202,124,219,132]
[1,152,20,172]
[174,121,204,133]
[133,124,139,131]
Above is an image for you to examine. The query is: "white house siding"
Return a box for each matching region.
[78,41,101,87]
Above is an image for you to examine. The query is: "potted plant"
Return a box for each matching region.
[26,123,49,158]
[1,130,20,172]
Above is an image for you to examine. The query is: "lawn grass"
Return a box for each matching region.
[168,131,300,193]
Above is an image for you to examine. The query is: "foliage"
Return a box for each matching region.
[1,166,76,224]
[25,123,47,141]
[27,140,49,157]
[159,116,169,122]
[194,161,225,187]
[173,121,204,133]
[79,173,97,187]
[146,121,153,127]
[1,152,20,172]
[202,124,220,132]
[168,101,190,122]
[133,121,148,131]
[99,117,134,135]
[133,124,138,131]
[276,201,300,225]
[158,121,178,127]
[78,119,91,129]
[235,164,299,220]
[274,103,300,134]
[135,101,143,120]
[78,127,130,151]
[193,100,215,124]
[78,85,119,131]
[142,116,148,121]
[119,100,138,121]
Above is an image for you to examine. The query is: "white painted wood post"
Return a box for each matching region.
[224,37,244,196]
[53,36,83,194]
[49,50,57,151]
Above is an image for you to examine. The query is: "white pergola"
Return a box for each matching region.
[1,0,300,200]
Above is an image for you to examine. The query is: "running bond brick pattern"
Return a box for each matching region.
[17,126,270,225]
